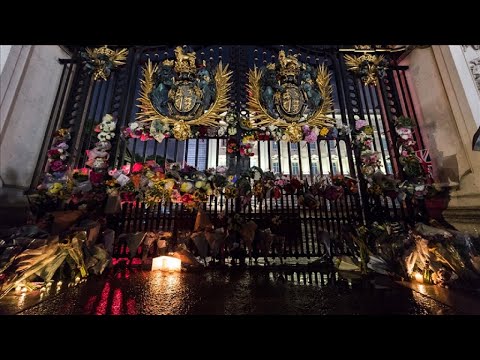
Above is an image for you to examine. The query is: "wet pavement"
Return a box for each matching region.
[1,266,455,315]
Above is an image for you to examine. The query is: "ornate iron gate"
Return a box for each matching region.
[33,45,424,258]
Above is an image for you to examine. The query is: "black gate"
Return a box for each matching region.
[33,45,423,258]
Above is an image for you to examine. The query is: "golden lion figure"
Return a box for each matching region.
[278,50,300,74]
[174,46,196,72]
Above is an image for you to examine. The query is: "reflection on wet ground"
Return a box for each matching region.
[1,267,453,315]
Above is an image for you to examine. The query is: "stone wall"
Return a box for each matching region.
[401,46,480,232]
[0,45,70,189]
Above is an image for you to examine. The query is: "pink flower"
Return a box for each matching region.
[170,189,182,203]
[396,127,412,140]
[355,119,368,130]
[364,139,373,149]
[121,164,131,175]
[305,132,318,144]
[401,150,408,157]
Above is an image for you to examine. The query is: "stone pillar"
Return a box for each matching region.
[0,45,70,190]
[401,45,480,232]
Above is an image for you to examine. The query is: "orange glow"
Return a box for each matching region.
[151,256,181,272]
[413,272,423,283]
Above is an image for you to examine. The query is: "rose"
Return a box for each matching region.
[48,149,61,159]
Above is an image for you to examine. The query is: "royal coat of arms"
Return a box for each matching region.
[247,50,335,142]
[137,46,232,140]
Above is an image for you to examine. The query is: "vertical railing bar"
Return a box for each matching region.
[367,84,391,174]
[297,142,307,256]
[400,70,426,150]
[286,142,297,257]
[81,78,108,167]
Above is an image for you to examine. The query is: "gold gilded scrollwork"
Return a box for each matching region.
[136,47,232,141]
[344,53,387,86]
[246,51,335,143]
[84,45,128,81]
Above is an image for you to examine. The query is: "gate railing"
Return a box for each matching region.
[31,46,427,260]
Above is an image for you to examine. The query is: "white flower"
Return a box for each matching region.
[227,127,237,135]
[217,127,226,136]
[97,132,113,141]
[268,125,277,132]
[129,122,139,131]
[312,126,320,136]
[281,134,290,141]
[102,114,113,122]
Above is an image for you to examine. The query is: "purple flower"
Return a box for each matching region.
[355,119,368,130]
[50,160,66,172]
[56,142,69,150]
[305,132,318,144]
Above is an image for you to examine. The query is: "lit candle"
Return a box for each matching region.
[75,276,80,284]
[414,272,423,283]
[15,285,22,292]
[21,287,27,293]
[57,281,63,287]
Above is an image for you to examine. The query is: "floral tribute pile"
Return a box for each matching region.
[35,129,72,207]
[121,110,352,159]
[352,116,437,202]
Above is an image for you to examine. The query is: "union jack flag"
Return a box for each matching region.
[415,149,432,177]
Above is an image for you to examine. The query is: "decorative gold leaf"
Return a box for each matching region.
[344,53,386,86]
[307,64,336,128]
[246,67,279,127]
[246,64,335,134]
[136,59,233,139]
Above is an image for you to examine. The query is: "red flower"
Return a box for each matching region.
[140,133,152,141]
[290,178,303,190]
[198,126,208,137]
[47,149,60,159]
[273,186,282,199]
[90,171,104,184]
[181,193,194,203]
[131,162,144,174]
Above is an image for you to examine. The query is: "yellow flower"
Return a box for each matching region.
[320,127,329,136]
[164,179,176,190]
